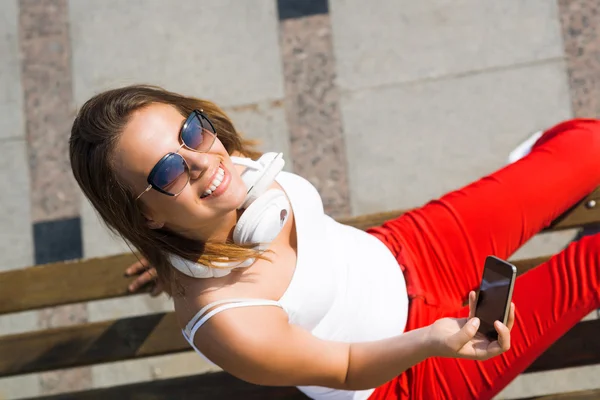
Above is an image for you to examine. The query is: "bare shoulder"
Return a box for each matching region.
[175,293,348,388]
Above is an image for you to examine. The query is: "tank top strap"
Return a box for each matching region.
[184,298,282,339]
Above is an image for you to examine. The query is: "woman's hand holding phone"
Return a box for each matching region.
[426,291,516,361]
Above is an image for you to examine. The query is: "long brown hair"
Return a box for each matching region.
[69,85,263,293]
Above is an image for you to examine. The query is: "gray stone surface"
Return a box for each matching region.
[91,352,219,389]
[0,140,34,270]
[498,364,600,399]
[0,0,24,141]
[0,374,40,400]
[80,195,131,259]
[87,294,173,323]
[68,0,284,108]
[341,60,572,215]
[329,0,564,91]
[224,100,292,164]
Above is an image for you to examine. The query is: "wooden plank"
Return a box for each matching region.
[21,372,308,400]
[337,187,600,232]
[0,253,141,315]
[547,187,600,231]
[518,389,600,400]
[0,246,552,317]
[0,312,188,378]
[524,318,600,374]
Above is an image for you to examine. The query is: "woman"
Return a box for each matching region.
[70,85,600,400]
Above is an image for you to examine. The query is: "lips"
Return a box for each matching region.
[199,162,231,199]
[200,165,225,198]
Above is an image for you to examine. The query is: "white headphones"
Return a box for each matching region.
[168,152,291,278]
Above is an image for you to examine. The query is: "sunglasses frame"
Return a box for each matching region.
[135,110,217,200]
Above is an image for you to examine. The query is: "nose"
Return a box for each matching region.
[183,150,211,181]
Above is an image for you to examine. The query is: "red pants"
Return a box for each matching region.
[367,119,600,400]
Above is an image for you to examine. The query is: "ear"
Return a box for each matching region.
[144,216,164,230]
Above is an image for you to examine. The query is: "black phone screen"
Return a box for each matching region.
[475,259,513,339]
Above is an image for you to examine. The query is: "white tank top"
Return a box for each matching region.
[182,171,409,400]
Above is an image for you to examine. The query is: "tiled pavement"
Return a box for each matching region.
[1,0,599,398]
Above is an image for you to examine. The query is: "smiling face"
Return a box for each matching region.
[113,103,248,242]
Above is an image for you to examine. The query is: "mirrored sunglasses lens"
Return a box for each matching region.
[153,154,188,194]
[181,113,216,151]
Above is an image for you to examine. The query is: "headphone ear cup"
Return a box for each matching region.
[233,189,290,247]
[241,153,285,209]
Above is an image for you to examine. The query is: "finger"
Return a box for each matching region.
[449,317,480,351]
[124,259,148,276]
[150,282,164,297]
[128,270,155,292]
[494,320,511,352]
[506,303,516,331]
[483,341,504,359]
[468,291,477,319]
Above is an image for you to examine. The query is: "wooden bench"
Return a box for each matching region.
[2,189,600,399]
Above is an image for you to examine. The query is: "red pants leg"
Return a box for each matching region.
[409,235,600,400]
[367,119,600,399]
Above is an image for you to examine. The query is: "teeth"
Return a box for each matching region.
[202,167,225,198]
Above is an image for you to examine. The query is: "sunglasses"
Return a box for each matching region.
[135,110,217,200]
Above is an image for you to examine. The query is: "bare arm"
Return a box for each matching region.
[191,291,515,390]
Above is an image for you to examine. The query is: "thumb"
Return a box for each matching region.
[448,318,480,351]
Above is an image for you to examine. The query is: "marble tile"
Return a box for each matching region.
[33,217,82,265]
[280,15,351,218]
[558,0,600,118]
[340,60,572,215]
[277,0,329,20]
[329,0,564,91]
[19,0,78,222]
[0,0,24,141]
[69,0,284,109]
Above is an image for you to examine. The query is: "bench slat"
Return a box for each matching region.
[526,318,600,373]
[20,371,307,400]
[0,248,550,316]
[336,187,600,232]
[0,312,189,377]
[0,253,140,315]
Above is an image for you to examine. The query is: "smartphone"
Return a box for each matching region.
[474,256,517,340]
